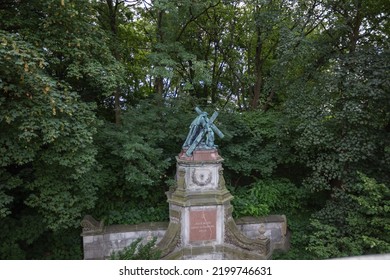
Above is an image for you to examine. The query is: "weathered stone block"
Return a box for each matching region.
[83,235,94,244]
[122,232,138,240]
[93,235,104,242]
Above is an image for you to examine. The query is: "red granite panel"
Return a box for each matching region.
[189,209,217,242]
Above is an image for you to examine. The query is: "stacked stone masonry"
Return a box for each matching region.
[81,216,289,260]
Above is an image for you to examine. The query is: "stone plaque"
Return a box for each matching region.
[189,209,217,242]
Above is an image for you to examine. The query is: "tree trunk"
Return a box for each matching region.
[251,23,263,110]
[349,2,363,53]
[154,9,165,98]
[114,90,121,125]
[154,77,164,97]
[106,0,122,124]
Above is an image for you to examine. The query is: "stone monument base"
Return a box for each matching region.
[156,148,272,259]
[81,149,289,260]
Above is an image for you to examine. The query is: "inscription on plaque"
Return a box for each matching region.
[189,209,217,242]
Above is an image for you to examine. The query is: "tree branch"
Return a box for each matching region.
[175,1,221,41]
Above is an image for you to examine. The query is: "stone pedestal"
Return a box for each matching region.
[157,148,271,259]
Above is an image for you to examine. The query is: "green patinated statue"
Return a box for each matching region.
[183,107,224,156]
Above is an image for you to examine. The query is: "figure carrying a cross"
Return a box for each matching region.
[182,107,224,157]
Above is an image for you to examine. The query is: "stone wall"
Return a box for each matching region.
[81,221,168,260]
[235,215,289,252]
[81,215,289,260]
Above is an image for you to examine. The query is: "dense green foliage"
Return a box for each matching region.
[110,237,161,260]
[1,0,389,259]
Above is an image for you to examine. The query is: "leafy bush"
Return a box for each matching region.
[231,178,305,218]
[307,173,390,259]
[110,237,161,260]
